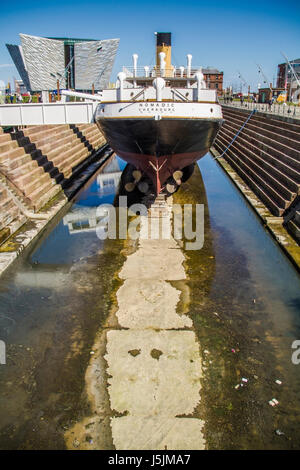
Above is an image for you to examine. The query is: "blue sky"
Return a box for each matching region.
[0,0,300,92]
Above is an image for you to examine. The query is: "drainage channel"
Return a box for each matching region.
[0,154,299,450]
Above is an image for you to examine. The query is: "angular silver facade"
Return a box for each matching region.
[74,39,119,90]
[6,34,119,92]
[6,44,31,91]
[20,34,66,91]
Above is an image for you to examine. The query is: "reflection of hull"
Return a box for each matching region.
[96,118,221,194]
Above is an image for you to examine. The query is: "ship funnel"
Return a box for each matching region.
[144,66,149,77]
[179,66,185,78]
[153,77,165,101]
[187,54,192,77]
[156,32,172,77]
[132,54,138,77]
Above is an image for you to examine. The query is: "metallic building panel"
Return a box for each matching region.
[6,44,31,91]
[20,33,66,91]
[74,39,119,90]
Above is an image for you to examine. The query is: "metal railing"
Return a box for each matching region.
[122,66,202,79]
[0,101,97,126]
[219,99,300,119]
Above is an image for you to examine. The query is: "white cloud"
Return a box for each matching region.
[0,64,14,68]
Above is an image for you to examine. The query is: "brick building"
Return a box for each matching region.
[202,68,223,95]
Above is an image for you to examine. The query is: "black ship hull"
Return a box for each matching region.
[96,117,222,193]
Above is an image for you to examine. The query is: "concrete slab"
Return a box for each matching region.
[105,329,202,417]
[111,416,205,450]
[115,279,192,329]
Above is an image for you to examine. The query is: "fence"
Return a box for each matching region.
[219,99,300,120]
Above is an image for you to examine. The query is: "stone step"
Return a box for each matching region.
[0,147,26,165]
[30,127,75,149]
[221,117,300,173]
[0,153,34,173]
[286,219,300,241]
[24,172,54,197]
[21,124,70,139]
[0,194,12,211]
[224,112,300,160]
[0,134,12,144]
[222,122,300,185]
[215,140,284,216]
[0,187,8,199]
[0,139,19,154]
[7,159,39,178]
[88,134,105,148]
[219,126,300,194]
[217,132,290,208]
[0,194,20,215]
[61,148,90,178]
[12,164,48,189]
[248,111,300,137]
[223,109,300,153]
[50,140,87,169]
[35,134,78,156]
[75,124,92,131]
[26,176,57,204]
[29,182,61,211]
[215,136,289,213]
[223,106,300,141]
[0,204,20,230]
[81,127,100,138]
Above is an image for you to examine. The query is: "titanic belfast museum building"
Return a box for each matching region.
[6,34,119,93]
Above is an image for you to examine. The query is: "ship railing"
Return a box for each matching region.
[122,66,202,79]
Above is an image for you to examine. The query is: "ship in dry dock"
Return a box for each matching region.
[95,32,223,196]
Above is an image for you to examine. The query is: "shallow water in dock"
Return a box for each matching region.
[0,154,299,450]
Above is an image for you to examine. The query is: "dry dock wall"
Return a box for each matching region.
[213,105,300,243]
[0,124,106,245]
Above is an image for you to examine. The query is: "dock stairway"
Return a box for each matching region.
[0,123,106,244]
[213,106,300,218]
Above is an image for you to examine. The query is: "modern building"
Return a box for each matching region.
[276,59,300,99]
[6,34,119,93]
